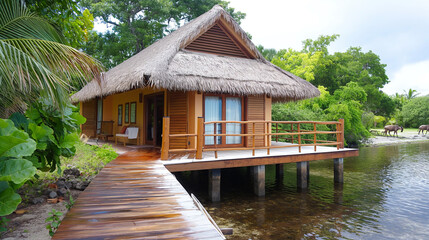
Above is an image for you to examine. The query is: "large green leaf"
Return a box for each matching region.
[0,182,21,216]
[60,132,79,148]
[70,112,86,125]
[0,119,36,158]
[0,159,37,184]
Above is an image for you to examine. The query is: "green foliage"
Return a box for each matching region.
[0,119,37,216]
[373,115,386,128]
[45,209,62,237]
[0,0,103,117]
[362,112,375,130]
[81,0,245,69]
[400,96,429,128]
[66,194,75,210]
[0,216,10,232]
[271,34,392,116]
[257,45,277,61]
[26,0,95,48]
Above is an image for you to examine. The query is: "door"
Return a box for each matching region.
[96,97,103,134]
[145,93,164,146]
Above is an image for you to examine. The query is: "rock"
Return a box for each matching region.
[58,188,68,197]
[75,181,89,190]
[63,168,81,177]
[47,198,58,204]
[70,179,79,189]
[15,209,28,215]
[55,179,66,189]
[49,191,58,199]
[32,197,44,205]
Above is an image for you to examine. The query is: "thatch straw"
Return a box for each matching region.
[72,5,319,102]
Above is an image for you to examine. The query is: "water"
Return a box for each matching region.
[174,142,429,239]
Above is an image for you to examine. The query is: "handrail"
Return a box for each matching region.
[160,118,345,160]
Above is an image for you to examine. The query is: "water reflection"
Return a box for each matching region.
[174,142,429,239]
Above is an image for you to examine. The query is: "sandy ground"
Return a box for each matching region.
[364,130,429,146]
[1,191,81,240]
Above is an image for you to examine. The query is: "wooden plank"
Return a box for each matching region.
[54,149,223,240]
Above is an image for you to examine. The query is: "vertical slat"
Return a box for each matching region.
[291,123,294,144]
[336,121,340,150]
[313,122,317,152]
[161,117,170,160]
[339,118,345,148]
[275,123,278,142]
[252,122,256,156]
[298,123,301,153]
[196,117,204,159]
[214,123,218,159]
[266,122,270,155]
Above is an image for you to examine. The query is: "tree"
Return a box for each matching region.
[25,0,95,48]
[403,88,419,100]
[401,96,429,128]
[81,0,246,69]
[0,0,103,117]
[257,45,277,61]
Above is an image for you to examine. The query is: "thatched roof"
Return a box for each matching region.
[72,5,319,102]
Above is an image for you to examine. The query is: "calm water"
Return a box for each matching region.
[175,142,429,239]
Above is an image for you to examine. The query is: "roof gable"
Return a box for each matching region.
[185,21,253,58]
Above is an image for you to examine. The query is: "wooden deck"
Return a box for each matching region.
[163,142,359,172]
[53,149,224,240]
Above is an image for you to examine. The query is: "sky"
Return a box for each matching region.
[93,0,429,96]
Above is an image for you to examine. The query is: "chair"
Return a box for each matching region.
[115,127,139,146]
[96,121,114,141]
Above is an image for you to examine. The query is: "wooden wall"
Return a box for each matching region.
[81,99,97,138]
[247,95,265,147]
[168,91,188,149]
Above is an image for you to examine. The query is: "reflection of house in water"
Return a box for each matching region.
[73,5,358,202]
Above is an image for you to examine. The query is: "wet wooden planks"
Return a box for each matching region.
[54,149,223,240]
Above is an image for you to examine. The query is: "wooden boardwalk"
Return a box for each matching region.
[54,149,224,240]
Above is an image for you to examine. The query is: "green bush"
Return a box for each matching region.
[401,96,429,128]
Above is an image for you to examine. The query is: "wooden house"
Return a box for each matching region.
[72,5,320,151]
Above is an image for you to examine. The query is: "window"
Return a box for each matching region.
[130,102,136,123]
[96,98,103,134]
[117,105,123,126]
[124,103,129,123]
[204,94,243,146]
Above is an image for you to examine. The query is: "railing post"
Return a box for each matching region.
[313,122,317,152]
[252,122,256,156]
[298,123,301,153]
[214,123,218,159]
[266,122,271,155]
[291,123,294,144]
[161,117,170,160]
[196,117,204,159]
[276,123,279,142]
[336,120,340,150]
[339,118,345,148]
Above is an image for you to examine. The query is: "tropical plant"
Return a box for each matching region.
[403,88,419,100]
[45,209,63,237]
[0,0,103,117]
[0,119,37,216]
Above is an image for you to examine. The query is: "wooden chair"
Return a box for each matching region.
[96,121,114,141]
[115,127,140,146]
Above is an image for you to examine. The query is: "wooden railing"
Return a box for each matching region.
[161,117,344,160]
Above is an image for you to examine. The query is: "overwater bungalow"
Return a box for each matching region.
[72,5,358,200]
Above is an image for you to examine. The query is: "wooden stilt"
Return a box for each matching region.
[276,164,284,178]
[297,161,308,189]
[252,165,265,196]
[209,169,221,202]
[334,158,344,183]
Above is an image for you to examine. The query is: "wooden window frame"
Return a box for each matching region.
[117,104,123,126]
[203,93,245,148]
[124,103,129,124]
[130,102,137,124]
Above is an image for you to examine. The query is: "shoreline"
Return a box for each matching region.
[361,133,429,147]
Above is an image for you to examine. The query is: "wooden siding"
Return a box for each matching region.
[247,95,265,147]
[81,99,97,138]
[168,91,188,149]
[185,23,250,58]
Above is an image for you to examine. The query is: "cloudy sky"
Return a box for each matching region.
[227,0,429,96]
[93,0,429,96]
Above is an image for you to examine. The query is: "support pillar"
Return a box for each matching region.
[334,158,344,183]
[297,161,309,189]
[276,164,284,179]
[252,165,265,196]
[209,169,221,202]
